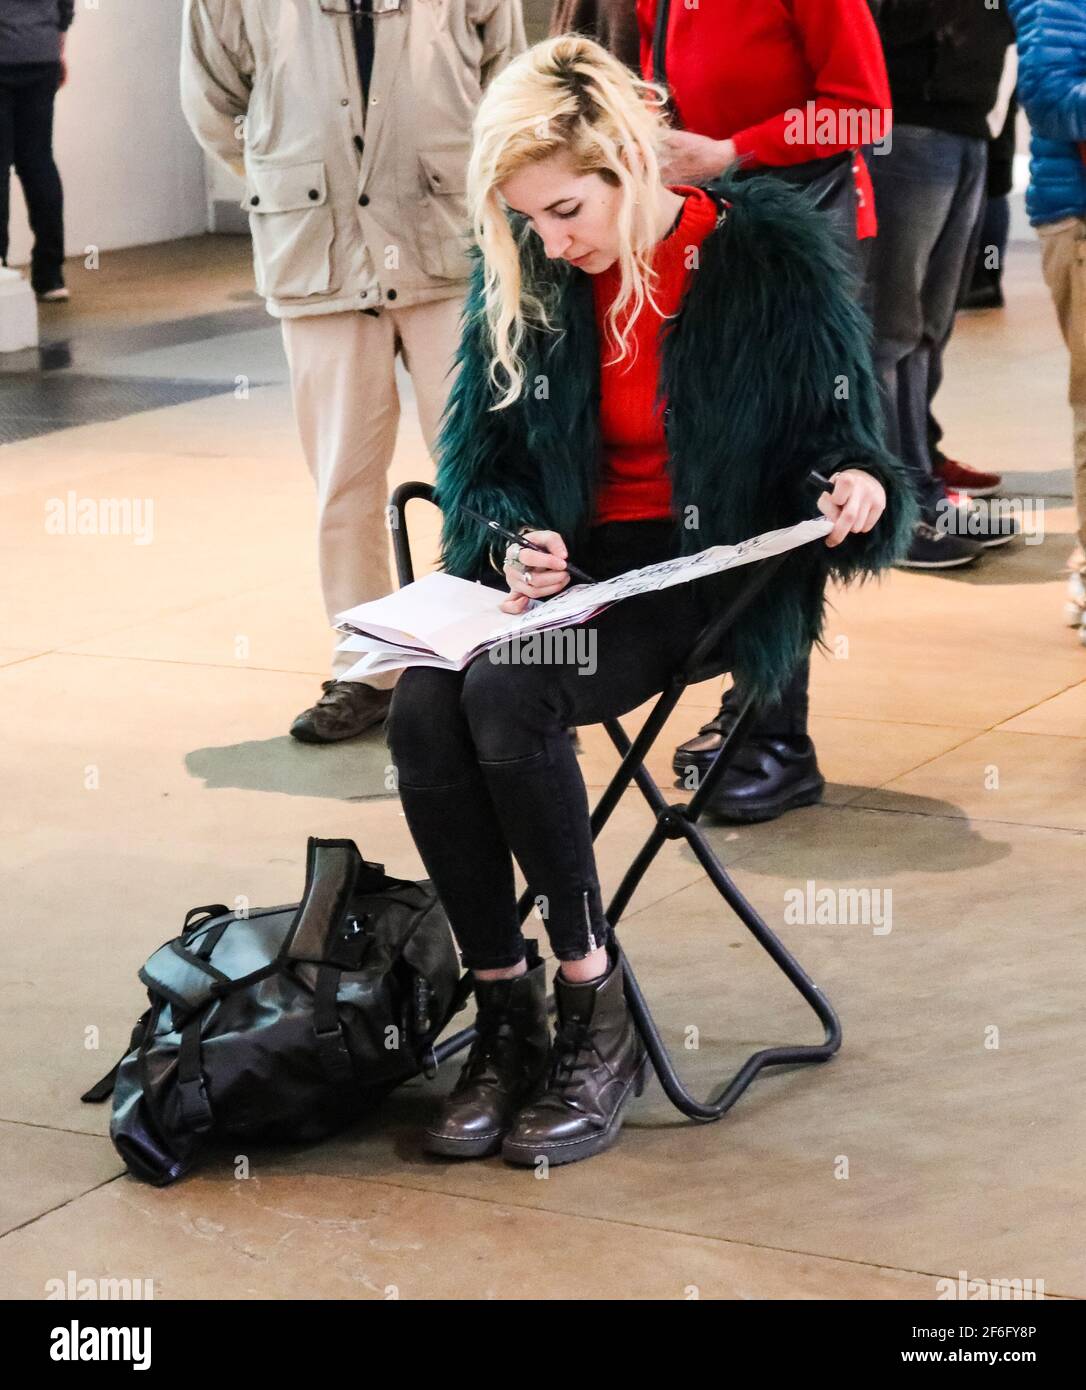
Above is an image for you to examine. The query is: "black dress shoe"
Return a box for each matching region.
[672,708,741,785]
[701,736,825,824]
[960,280,1004,311]
[289,679,393,744]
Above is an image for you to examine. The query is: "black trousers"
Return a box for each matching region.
[386,520,727,971]
[0,62,65,290]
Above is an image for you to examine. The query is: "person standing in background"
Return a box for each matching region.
[868,0,1017,569]
[549,0,640,71]
[0,0,73,302]
[181,0,526,744]
[1009,0,1086,641]
[960,94,1019,313]
[632,0,892,825]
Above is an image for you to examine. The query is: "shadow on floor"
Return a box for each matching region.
[185,733,396,800]
[729,790,1013,877]
[921,533,1077,587]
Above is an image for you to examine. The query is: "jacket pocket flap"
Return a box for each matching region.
[418,146,469,196]
[243,160,328,213]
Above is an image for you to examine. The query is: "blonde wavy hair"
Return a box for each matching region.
[468,33,675,411]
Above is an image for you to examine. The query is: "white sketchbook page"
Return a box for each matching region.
[335,572,525,662]
[335,516,832,670]
[334,571,610,663]
[335,572,496,644]
[340,647,459,679]
[503,515,833,637]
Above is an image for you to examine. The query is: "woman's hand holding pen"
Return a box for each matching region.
[499,530,572,614]
[817,469,887,548]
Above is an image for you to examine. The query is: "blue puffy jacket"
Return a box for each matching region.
[1009,0,1086,225]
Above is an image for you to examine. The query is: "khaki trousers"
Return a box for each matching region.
[281,295,465,685]
[1038,215,1086,569]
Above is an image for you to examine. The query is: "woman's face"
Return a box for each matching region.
[499,151,623,274]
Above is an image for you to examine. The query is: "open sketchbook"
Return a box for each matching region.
[333,515,833,678]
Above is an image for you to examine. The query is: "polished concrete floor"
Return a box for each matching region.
[1,235,1082,1300]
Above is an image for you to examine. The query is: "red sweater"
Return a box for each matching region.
[590,185,719,526]
[635,0,890,239]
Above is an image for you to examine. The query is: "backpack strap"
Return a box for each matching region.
[312,963,354,1087]
[81,1008,154,1104]
[176,1017,214,1134]
[181,904,230,938]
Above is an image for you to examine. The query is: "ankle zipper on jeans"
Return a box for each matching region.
[583,889,597,953]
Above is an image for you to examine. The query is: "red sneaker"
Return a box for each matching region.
[933,457,1002,497]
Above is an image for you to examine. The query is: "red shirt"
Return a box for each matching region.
[635,0,890,239]
[590,185,720,527]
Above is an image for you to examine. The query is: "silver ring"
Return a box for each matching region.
[506,542,522,567]
[522,569,533,586]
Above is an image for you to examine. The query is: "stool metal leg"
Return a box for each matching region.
[590,693,841,1120]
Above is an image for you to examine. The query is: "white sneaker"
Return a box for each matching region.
[36,285,69,302]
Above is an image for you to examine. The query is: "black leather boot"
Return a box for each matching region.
[502,940,649,1168]
[423,943,551,1159]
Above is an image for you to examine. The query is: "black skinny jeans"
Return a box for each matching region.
[386,520,726,971]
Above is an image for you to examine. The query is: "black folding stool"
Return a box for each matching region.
[387,479,842,1121]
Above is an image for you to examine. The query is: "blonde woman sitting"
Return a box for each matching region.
[386,35,915,1169]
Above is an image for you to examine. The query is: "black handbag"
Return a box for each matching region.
[81,838,472,1185]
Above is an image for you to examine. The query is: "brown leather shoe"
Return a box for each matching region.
[424,944,551,1159]
[289,679,393,744]
[502,940,649,1168]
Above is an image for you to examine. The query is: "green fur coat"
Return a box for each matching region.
[430,173,917,703]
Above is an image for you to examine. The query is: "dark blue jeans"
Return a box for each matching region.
[0,62,64,290]
[386,520,722,970]
[865,124,988,518]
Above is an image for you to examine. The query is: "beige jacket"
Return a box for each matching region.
[180,0,526,318]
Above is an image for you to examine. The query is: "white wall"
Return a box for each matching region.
[6,0,207,266]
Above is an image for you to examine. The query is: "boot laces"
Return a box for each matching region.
[458,1003,518,1086]
[549,1015,605,1090]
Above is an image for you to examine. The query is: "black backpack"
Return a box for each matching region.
[82,838,471,1185]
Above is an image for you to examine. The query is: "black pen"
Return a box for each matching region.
[459,505,597,585]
